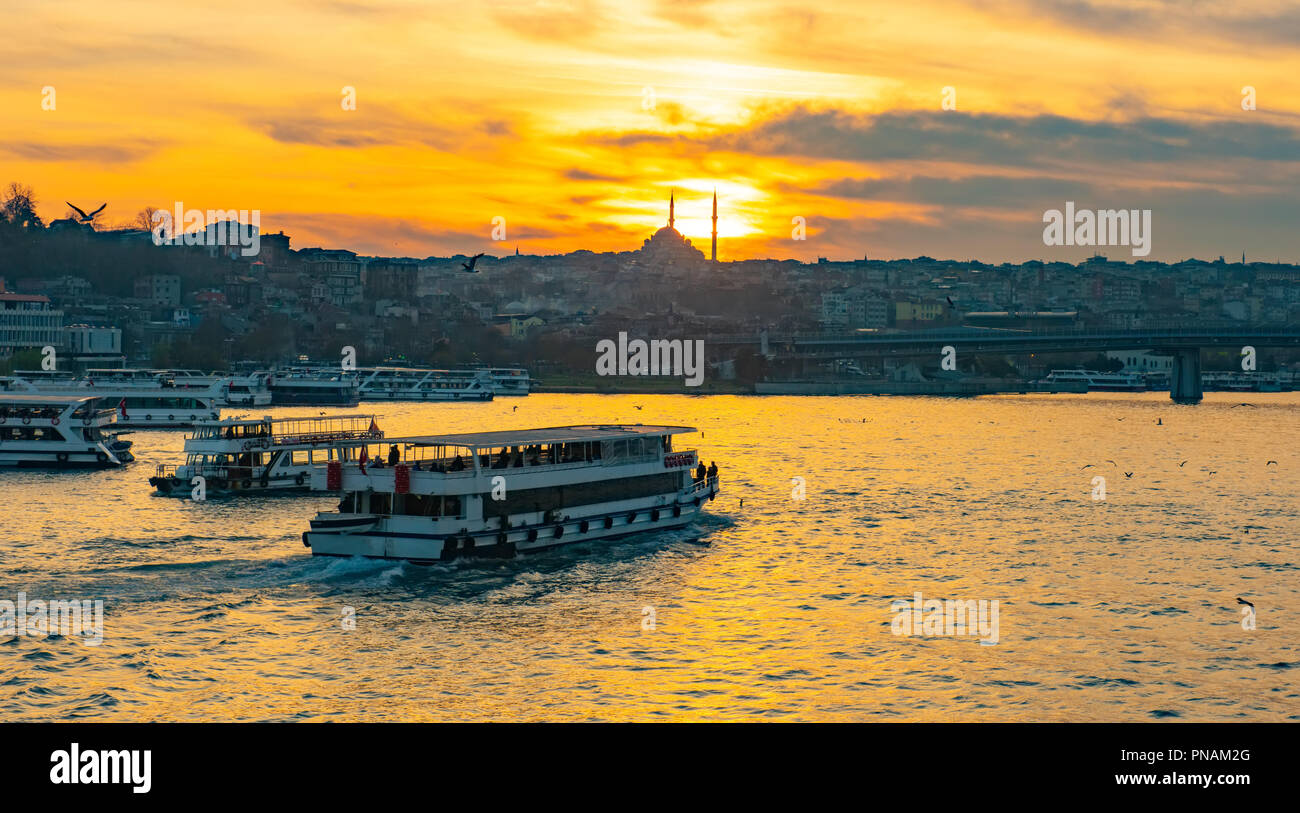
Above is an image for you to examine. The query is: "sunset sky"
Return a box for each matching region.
[3,0,1299,262]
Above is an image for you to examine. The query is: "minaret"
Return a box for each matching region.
[711,189,718,263]
[668,190,675,229]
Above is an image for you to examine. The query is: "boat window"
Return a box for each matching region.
[371,493,392,515]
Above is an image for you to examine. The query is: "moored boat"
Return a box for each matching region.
[302,424,720,561]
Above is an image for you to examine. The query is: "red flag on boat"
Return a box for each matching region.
[368,418,380,435]
[117,397,128,419]
[358,446,369,473]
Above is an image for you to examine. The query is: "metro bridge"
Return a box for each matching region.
[704,327,1300,404]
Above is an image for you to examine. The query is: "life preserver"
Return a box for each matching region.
[56,452,69,463]
[497,531,508,545]
[553,525,563,539]
[579,520,590,533]
[604,516,613,529]
[168,414,176,421]
[527,529,538,542]
[190,414,197,421]
[296,473,306,486]
[627,512,636,523]
[651,509,660,521]
[693,497,701,506]
[145,414,153,420]
[0,416,6,424]
[241,479,251,489]
[82,418,91,426]
[96,452,108,463]
[673,505,681,518]
[21,416,31,424]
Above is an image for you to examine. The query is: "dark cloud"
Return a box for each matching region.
[2,141,162,164]
[562,168,624,182]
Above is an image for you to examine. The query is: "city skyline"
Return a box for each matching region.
[3,0,1300,262]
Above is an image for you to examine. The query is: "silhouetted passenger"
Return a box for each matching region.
[450,455,465,471]
[694,462,706,482]
[388,445,400,466]
[707,462,718,480]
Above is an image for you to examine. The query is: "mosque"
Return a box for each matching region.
[637,190,718,270]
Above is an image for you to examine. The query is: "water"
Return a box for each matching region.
[1,393,1296,721]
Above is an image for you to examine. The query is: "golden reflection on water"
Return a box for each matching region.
[1,392,1297,721]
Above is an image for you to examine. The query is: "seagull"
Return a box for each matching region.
[1266,460,1277,466]
[1236,597,1254,609]
[1124,472,1133,478]
[634,405,643,410]
[1080,464,1094,469]
[1231,403,1256,408]
[1208,471,1217,476]
[1178,460,1188,467]
[1116,417,1125,421]
[1106,460,1117,467]
[511,405,518,412]
[461,252,486,272]
[66,202,107,223]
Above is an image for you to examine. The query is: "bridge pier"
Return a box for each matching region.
[1170,348,1203,404]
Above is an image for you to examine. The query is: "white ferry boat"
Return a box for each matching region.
[482,367,531,396]
[3,370,222,428]
[154,369,273,406]
[0,394,134,468]
[355,367,495,402]
[267,369,361,406]
[302,424,720,561]
[149,414,383,496]
[1040,369,1147,392]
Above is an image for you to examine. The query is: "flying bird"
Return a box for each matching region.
[1266,460,1277,466]
[1236,597,1254,609]
[1124,472,1133,478]
[1178,460,1188,467]
[1080,464,1094,469]
[1106,460,1117,467]
[634,405,643,410]
[511,405,518,412]
[1231,403,1256,408]
[461,252,486,272]
[66,202,107,222]
[1208,471,1217,476]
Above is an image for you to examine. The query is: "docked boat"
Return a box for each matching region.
[2,370,222,428]
[355,367,495,402]
[266,369,361,406]
[302,424,720,561]
[481,367,531,396]
[1039,369,1147,391]
[0,394,134,468]
[153,369,273,406]
[149,414,383,496]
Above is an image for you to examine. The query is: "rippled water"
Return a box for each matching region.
[1,393,1297,721]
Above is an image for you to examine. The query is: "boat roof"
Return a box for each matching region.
[0,394,100,405]
[198,414,375,426]
[391,424,696,448]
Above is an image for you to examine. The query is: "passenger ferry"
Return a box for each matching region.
[302,424,720,561]
[2,370,222,428]
[1039,369,1147,392]
[355,367,495,402]
[266,369,361,406]
[149,414,383,496]
[154,369,273,406]
[0,394,134,468]
[482,367,531,396]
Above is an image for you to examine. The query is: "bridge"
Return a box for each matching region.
[705,327,1300,404]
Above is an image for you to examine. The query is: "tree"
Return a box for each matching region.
[1,182,43,229]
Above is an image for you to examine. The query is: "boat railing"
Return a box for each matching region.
[684,475,720,497]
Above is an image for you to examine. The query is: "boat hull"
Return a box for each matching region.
[303,489,716,562]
